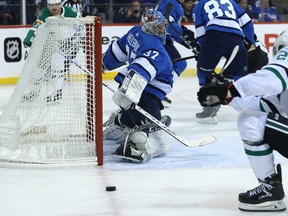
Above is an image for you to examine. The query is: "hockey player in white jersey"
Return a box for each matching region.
[102,9,174,163]
[197,30,288,212]
[23,0,80,102]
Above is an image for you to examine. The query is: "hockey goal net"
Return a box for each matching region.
[0,16,103,165]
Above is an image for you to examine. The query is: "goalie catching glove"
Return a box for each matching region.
[197,81,240,107]
[113,69,148,110]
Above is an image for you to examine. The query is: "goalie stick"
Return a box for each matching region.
[58,50,216,147]
[102,82,216,147]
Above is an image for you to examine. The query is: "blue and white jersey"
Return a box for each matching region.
[192,0,254,46]
[103,26,174,101]
[155,0,185,44]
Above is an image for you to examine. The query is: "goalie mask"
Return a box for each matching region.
[273,30,288,56]
[141,9,168,37]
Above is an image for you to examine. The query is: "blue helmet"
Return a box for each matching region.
[141,9,168,37]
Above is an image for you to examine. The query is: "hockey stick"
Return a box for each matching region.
[164,3,198,57]
[220,45,239,73]
[205,45,240,106]
[58,50,216,147]
[102,82,216,147]
[172,55,197,63]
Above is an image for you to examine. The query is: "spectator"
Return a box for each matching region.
[62,0,83,16]
[82,0,108,22]
[35,0,46,16]
[257,0,282,22]
[27,0,36,24]
[182,0,197,23]
[139,0,158,4]
[112,0,131,23]
[237,0,255,20]
[82,0,97,16]
[126,0,142,23]
[0,0,18,25]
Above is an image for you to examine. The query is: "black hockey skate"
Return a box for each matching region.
[238,164,286,212]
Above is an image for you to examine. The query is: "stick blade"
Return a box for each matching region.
[177,135,216,147]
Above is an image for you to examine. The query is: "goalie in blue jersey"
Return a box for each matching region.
[102,9,174,163]
[192,0,255,124]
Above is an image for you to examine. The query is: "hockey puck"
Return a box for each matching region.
[106,186,116,191]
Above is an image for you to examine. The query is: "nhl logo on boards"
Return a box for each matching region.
[4,37,22,62]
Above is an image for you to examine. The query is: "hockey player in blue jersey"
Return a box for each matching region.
[156,0,198,104]
[193,0,255,124]
[102,9,174,163]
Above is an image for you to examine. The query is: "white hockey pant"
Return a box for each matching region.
[51,52,65,91]
[237,110,275,181]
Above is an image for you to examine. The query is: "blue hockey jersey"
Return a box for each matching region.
[155,0,185,44]
[103,26,174,101]
[192,0,255,46]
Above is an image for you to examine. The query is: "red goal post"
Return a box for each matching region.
[0,16,103,166]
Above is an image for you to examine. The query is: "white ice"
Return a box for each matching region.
[0,77,287,216]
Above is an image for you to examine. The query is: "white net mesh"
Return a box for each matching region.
[0,16,101,164]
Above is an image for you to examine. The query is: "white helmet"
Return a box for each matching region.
[47,0,61,4]
[273,30,288,56]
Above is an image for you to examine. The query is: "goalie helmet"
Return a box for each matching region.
[273,30,288,56]
[47,0,61,4]
[141,9,168,37]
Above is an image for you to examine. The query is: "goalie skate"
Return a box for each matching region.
[112,142,149,163]
[238,164,286,212]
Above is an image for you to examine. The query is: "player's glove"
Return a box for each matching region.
[197,82,240,107]
[180,25,198,49]
[247,45,268,73]
[244,37,253,50]
[205,73,226,85]
[23,30,35,48]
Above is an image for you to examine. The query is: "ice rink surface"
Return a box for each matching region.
[0,77,287,216]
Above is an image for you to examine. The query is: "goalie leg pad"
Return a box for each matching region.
[147,129,170,158]
[264,112,288,158]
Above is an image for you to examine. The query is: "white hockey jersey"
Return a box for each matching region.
[230,47,288,116]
